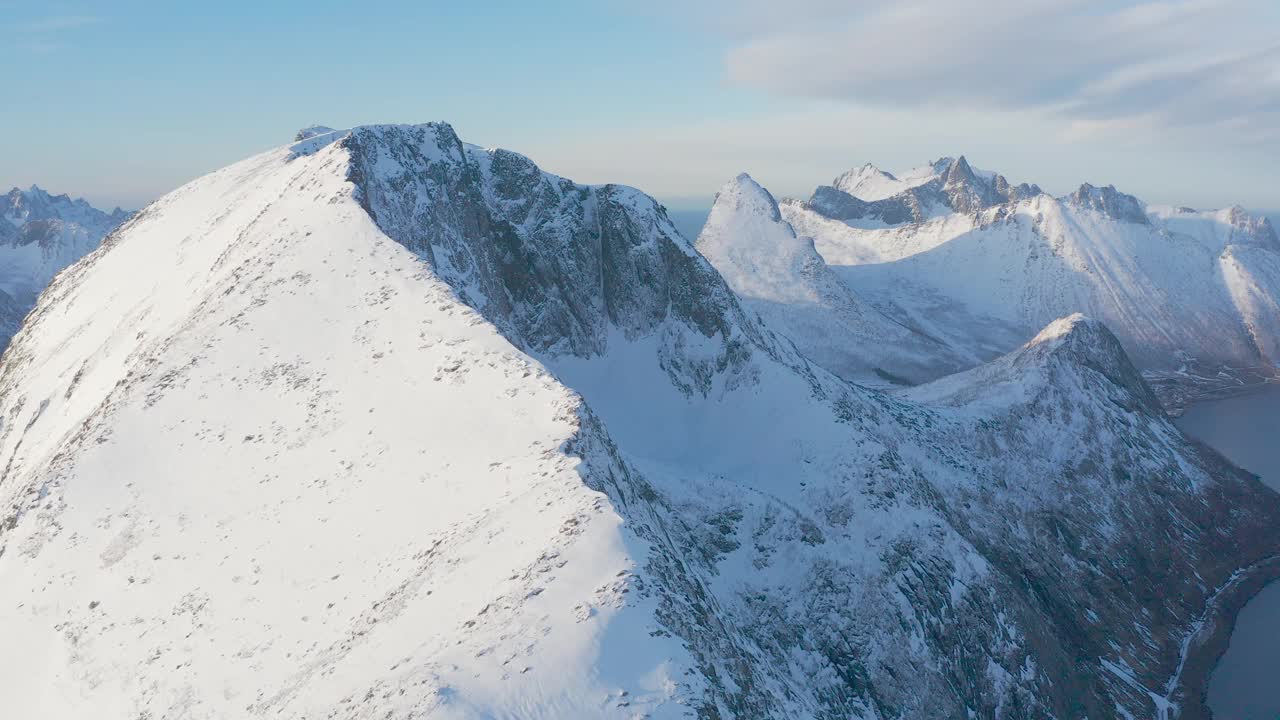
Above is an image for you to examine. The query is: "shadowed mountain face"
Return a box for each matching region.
[0,125,1275,719]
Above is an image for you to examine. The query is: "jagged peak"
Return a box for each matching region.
[930,156,956,174]
[944,155,974,180]
[6,185,44,203]
[338,122,474,167]
[2,184,120,223]
[339,122,761,386]
[1222,205,1279,247]
[1065,183,1149,224]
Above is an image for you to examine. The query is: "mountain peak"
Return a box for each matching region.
[2,119,1277,720]
[906,314,1162,414]
[1225,205,1279,248]
[713,172,783,223]
[830,163,910,201]
[343,123,758,388]
[947,154,974,177]
[1026,313,1112,353]
[294,125,337,141]
[1066,183,1149,224]
[1025,313,1162,410]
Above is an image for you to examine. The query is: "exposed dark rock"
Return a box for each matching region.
[1066,183,1150,224]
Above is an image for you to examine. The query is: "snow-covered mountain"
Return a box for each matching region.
[0,186,131,350]
[0,124,1276,719]
[772,159,1280,407]
[810,156,1043,229]
[695,174,977,384]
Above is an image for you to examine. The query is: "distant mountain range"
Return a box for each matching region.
[0,125,1276,719]
[0,186,130,350]
[702,157,1279,408]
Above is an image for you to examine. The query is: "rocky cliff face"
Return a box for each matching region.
[0,125,1275,719]
[343,123,770,395]
[1066,183,1150,225]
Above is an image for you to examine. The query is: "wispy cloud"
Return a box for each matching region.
[13,38,65,55]
[673,0,1280,144]
[12,14,100,33]
[3,10,102,53]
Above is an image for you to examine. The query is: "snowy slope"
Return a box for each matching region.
[0,135,693,719]
[0,186,131,350]
[832,160,939,201]
[776,161,1280,405]
[1,125,1277,719]
[695,173,974,384]
[809,156,1043,230]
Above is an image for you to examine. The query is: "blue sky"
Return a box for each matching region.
[4,1,1278,212]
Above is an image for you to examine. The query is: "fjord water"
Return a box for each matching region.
[667,208,710,242]
[1176,384,1280,718]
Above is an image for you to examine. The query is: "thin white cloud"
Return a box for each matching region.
[520,98,1278,211]
[9,14,100,33]
[691,0,1278,143]
[3,11,101,53]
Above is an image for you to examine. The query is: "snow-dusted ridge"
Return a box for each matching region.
[0,124,1276,718]
[761,156,1280,410]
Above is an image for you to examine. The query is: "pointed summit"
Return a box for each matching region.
[906,314,1162,414]
[710,172,784,223]
[939,155,1005,214]
[943,155,976,184]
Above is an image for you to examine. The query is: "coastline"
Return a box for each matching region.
[1152,371,1279,418]
[1166,556,1280,719]
[1167,383,1280,718]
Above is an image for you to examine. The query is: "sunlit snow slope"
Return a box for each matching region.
[0,134,690,719]
[769,159,1280,406]
[695,174,973,384]
[0,186,130,350]
[1,125,1277,719]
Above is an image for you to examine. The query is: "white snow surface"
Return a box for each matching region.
[0,140,689,719]
[0,127,1275,719]
[832,160,941,201]
[696,174,972,383]
[780,182,1280,378]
